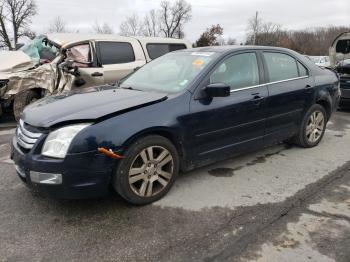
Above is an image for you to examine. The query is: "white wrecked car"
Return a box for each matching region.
[0,34,191,120]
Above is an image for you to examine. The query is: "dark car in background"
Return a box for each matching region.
[11,46,340,205]
[329,32,350,108]
[336,59,350,107]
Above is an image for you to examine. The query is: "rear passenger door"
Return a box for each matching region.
[262,51,314,143]
[95,41,146,84]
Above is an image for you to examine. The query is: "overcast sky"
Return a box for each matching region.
[31,0,350,43]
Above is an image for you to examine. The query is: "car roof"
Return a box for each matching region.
[180,45,298,54]
[46,33,191,47]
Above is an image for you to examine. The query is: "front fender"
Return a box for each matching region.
[69,92,192,155]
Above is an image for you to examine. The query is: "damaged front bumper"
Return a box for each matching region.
[11,134,116,199]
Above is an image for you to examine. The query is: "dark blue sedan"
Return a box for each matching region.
[11,46,340,205]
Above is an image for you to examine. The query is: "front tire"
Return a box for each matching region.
[113,135,179,205]
[293,104,327,148]
[13,90,40,121]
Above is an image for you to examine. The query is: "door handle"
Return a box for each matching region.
[305,85,312,89]
[251,93,264,105]
[91,72,103,77]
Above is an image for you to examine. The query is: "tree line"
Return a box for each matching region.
[244,12,350,55]
[0,0,349,56]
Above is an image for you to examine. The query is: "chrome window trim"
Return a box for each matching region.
[230,76,309,93]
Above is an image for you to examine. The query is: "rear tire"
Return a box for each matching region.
[113,135,179,205]
[292,104,327,148]
[13,90,40,121]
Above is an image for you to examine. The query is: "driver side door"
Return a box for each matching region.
[189,51,268,165]
[59,42,104,91]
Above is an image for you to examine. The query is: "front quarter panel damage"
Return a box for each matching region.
[4,63,57,99]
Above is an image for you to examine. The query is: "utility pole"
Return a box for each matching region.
[253,11,259,45]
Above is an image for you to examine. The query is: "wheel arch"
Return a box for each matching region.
[123,127,185,156]
[122,127,187,168]
[315,97,332,120]
[27,87,47,97]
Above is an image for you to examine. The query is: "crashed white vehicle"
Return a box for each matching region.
[0,34,191,120]
[329,32,350,107]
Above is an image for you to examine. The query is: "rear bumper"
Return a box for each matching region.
[11,136,115,199]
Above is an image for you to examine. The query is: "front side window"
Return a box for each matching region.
[121,51,216,93]
[264,52,299,82]
[210,53,260,90]
[66,44,91,68]
[98,42,135,65]
[147,44,187,60]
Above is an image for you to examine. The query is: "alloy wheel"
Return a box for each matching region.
[306,110,325,143]
[128,146,174,197]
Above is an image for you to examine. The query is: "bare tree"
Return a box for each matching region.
[92,21,114,34]
[0,0,37,50]
[48,16,67,33]
[119,14,142,36]
[159,0,192,38]
[247,11,262,45]
[142,9,159,37]
[245,13,283,46]
[196,24,224,47]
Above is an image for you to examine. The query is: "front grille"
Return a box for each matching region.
[16,119,43,150]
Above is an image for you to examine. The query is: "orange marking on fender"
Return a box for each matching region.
[98,148,125,159]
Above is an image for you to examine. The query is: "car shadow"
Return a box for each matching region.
[40,143,293,215]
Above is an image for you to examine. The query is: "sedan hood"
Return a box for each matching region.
[22,87,167,128]
[0,50,34,73]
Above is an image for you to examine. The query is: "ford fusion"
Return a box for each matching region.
[11,46,340,205]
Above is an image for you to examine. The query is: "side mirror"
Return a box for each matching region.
[204,83,230,97]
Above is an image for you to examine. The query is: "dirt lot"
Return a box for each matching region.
[0,111,349,262]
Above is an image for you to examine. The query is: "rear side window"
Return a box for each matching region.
[263,52,299,82]
[210,52,260,90]
[147,43,187,60]
[297,61,309,77]
[98,42,135,65]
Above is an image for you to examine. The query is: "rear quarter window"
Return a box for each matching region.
[147,43,187,60]
[297,61,309,77]
[98,42,135,65]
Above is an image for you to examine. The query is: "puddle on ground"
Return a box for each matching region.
[208,167,241,177]
[208,146,293,177]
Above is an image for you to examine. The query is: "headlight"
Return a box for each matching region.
[42,123,91,159]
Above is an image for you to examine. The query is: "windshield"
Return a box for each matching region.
[20,36,59,65]
[121,51,216,93]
